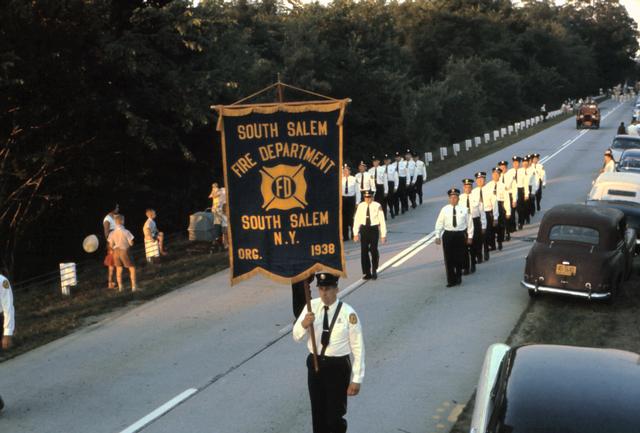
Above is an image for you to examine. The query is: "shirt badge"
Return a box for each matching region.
[349,313,358,325]
[2,279,9,289]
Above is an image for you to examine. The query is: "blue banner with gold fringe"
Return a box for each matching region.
[216,100,348,285]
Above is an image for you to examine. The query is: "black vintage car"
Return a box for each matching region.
[522,204,635,300]
[470,344,640,433]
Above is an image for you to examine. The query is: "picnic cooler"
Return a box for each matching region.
[188,210,214,241]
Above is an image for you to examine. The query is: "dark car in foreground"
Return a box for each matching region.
[616,148,640,173]
[470,344,640,433]
[588,172,640,252]
[521,204,635,300]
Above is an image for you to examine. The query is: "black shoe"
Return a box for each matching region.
[505,234,511,241]
[463,269,469,275]
[446,283,455,288]
[363,274,371,280]
[537,206,541,211]
[0,395,4,412]
[470,265,476,273]
[484,253,490,261]
[518,224,523,230]
[477,258,483,264]
[372,272,377,280]
[498,243,503,251]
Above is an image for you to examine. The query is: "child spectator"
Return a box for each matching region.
[143,209,167,256]
[107,215,138,291]
[209,183,228,250]
[102,204,119,289]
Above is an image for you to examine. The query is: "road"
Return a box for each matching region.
[0,98,630,433]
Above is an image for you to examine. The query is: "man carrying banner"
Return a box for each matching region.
[293,272,365,433]
[342,164,357,241]
[353,191,387,280]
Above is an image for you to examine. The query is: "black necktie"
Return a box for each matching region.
[453,206,457,228]
[374,168,377,183]
[480,189,484,203]
[344,177,348,194]
[466,196,470,210]
[321,306,330,348]
[366,204,371,226]
[515,170,518,183]
[360,174,364,189]
[494,183,497,195]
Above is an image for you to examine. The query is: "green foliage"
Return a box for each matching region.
[0,0,638,278]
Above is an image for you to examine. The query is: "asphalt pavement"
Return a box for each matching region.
[0,98,630,433]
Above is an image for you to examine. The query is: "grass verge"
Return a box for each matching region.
[450,260,640,433]
[427,113,572,180]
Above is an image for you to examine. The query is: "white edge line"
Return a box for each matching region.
[392,239,435,268]
[118,388,198,433]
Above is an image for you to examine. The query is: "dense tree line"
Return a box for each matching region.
[1,0,638,279]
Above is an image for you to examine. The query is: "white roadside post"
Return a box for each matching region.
[514,123,520,134]
[500,127,507,137]
[425,152,433,166]
[474,137,482,147]
[465,139,472,151]
[145,239,160,263]
[440,147,447,160]
[60,262,77,296]
[525,119,531,128]
[493,130,500,141]
[453,143,460,156]
[484,133,491,144]
[507,125,514,135]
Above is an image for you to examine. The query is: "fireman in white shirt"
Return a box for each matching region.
[413,152,427,205]
[353,190,387,280]
[293,272,365,433]
[486,167,511,250]
[405,150,418,209]
[368,155,388,218]
[1,274,15,412]
[342,164,357,241]
[601,149,615,174]
[397,151,409,214]
[498,160,515,240]
[522,155,538,223]
[474,171,497,262]
[460,178,486,273]
[434,188,474,287]
[354,161,375,204]
[531,153,546,211]
[383,154,399,219]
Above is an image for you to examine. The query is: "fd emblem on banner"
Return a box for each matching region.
[216,101,348,285]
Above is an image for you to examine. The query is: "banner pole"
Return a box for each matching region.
[276,73,284,103]
[304,278,320,372]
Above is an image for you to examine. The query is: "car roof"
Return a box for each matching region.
[614,134,640,141]
[594,171,640,186]
[496,345,640,433]
[538,204,624,247]
[620,148,640,157]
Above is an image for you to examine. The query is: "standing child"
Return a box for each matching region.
[1,273,15,412]
[103,204,119,289]
[107,215,138,291]
[143,209,167,256]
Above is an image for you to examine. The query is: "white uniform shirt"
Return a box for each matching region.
[603,160,615,173]
[531,163,546,188]
[524,166,538,193]
[397,160,409,178]
[475,185,498,213]
[434,204,474,239]
[514,168,529,196]
[485,180,511,216]
[628,124,639,136]
[354,172,376,203]
[108,225,134,250]
[0,275,15,337]
[353,201,387,238]
[368,166,389,194]
[414,159,427,181]
[342,175,357,197]
[460,192,487,229]
[383,164,399,190]
[406,159,417,184]
[293,298,365,384]
[503,168,519,199]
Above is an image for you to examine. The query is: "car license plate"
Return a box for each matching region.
[556,264,577,276]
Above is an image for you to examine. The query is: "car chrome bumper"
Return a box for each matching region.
[520,281,611,299]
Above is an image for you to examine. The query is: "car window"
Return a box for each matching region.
[612,138,640,150]
[618,158,640,170]
[549,225,599,245]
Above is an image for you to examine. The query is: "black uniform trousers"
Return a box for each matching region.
[442,230,466,285]
[508,193,517,233]
[387,181,396,217]
[484,210,495,255]
[496,203,506,248]
[374,184,387,217]
[359,225,380,277]
[341,196,356,240]
[307,354,351,433]
[415,175,424,204]
[408,180,417,209]
[528,186,535,220]
[535,183,542,211]
[472,216,484,264]
[398,177,408,213]
[516,187,527,228]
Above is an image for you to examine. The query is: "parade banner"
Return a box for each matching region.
[216,100,348,285]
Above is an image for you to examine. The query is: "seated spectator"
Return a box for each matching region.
[143,209,167,256]
[107,215,138,291]
[618,122,627,135]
